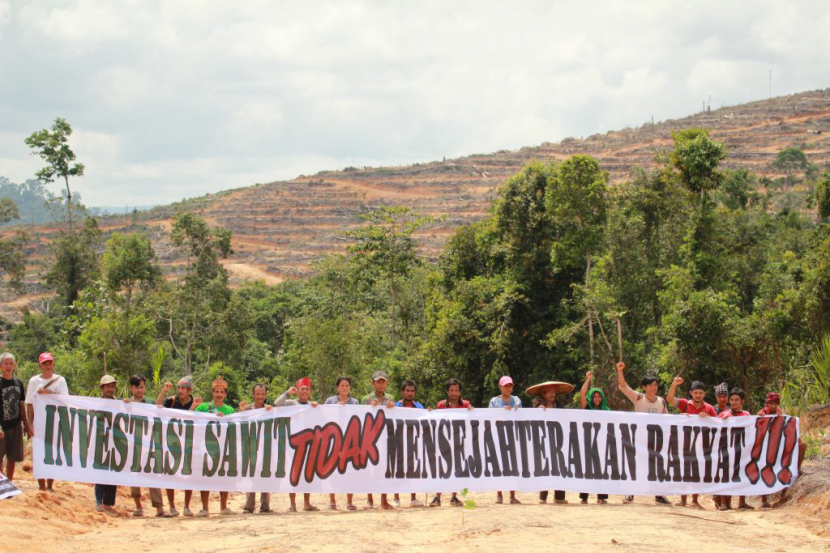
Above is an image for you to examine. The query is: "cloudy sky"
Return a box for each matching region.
[0,1,828,207]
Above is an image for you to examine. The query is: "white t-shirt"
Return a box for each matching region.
[25,374,69,404]
[632,392,667,414]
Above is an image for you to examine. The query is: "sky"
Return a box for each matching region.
[0,1,828,207]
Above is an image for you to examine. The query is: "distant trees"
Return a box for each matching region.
[771,147,810,188]
[0,198,26,290]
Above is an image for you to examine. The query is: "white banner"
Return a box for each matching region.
[0,471,22,500]
[32,394,799,496]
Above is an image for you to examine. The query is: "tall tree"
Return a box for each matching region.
[25,118,85,230]
[345,206,433,348]
[45,217,102,306]
[101,233,161,310]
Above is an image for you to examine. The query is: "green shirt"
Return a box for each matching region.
[195,401,235,415]
[362,392,394,405]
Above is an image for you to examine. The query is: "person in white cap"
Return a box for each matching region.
[94,375,119,512]
[25,352,69,492]
[362,370,395,510]
[488,375,522,505]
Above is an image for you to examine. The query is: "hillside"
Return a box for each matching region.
[2,87,830,320]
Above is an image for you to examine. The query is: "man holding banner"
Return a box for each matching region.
[195,376,235,516]
[94,375,119,512]
[26,352,68,492]
[157,375,200,516]
[1,353,29,483]
[616,362,671,506]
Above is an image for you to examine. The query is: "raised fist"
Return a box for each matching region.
[585,370,594,381]
[616,362,626,372]
[288,386,298,396]
[673,376,684,386]
[162,382,173,393]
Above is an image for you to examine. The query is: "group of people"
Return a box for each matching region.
[0,351,804,517]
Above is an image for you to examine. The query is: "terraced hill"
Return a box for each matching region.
[3,87,830,320]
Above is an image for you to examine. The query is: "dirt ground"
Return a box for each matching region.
[2,463,829,553]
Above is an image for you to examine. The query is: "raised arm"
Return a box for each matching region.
[579,370,593,409]
[156,382,173,406]
[667,376,683,407]
[274,387,296,406]
[616,362,640,404]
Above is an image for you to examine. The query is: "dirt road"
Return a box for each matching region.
[5,476,828,553]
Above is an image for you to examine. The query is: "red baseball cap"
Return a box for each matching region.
[39,352,54,364]
[296,377,312,389]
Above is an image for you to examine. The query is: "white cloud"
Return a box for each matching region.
[0,1,827,206]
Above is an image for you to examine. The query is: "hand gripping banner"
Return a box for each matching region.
[32,394,799,495]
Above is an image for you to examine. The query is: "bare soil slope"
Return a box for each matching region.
[3,88,830,319]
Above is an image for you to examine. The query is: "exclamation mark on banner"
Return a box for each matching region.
[745,417,771,484]
[761,416,785,487]
[777,417,798,485]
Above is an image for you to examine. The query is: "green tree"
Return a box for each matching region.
[25,117,85,230]
[670,128,726,206]
[160,212,234,374]
[45,217,102,306]
[345,206,433,348]
[814,172,830,222]
[101,232,161,309]
[771,147,809,188]
[78,312,157,380]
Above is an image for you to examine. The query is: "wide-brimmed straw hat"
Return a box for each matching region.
[525,381,575,397]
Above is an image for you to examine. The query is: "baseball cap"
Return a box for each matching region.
[39,352,54,364]
[372,371,389,381]
[499,376,514,387]
[100,374,117,386]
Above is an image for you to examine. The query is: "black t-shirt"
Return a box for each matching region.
[1,376,25,430]
[164,395,194,410]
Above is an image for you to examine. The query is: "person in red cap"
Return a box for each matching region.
[488,375,521,505]
[275,377,320,512]
[757,391,805,508]
[25,352,69,492]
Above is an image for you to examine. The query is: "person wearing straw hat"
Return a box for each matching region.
[488,375,522,505]
[578,370,610,504]
[94,375,119,512]
[195,376,236,516]
[527,380,574,505]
